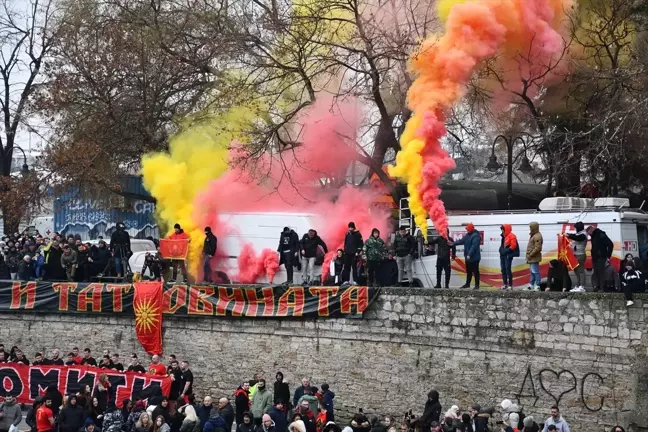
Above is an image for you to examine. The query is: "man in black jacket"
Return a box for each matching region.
[342,222,363,283]
[587,226,614,291]
[110,222,131,278]
[300,230,327,285]
[429,230,456,289]
[278,228,300,284]
[203,227,218,283]
[393,227,416,286]
[546,259,572,292]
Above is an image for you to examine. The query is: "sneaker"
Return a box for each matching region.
[473,286,480,290]
[526,285,533,290]
[533,285,540,291]
[574,287,586,293]
[569,286,580,292]
[434,284,442,289]
[500,285,508,290]
[627,300,635,307]
[460,284,470,289]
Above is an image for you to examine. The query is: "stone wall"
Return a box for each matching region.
[2,289,647,431]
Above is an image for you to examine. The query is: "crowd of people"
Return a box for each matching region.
[0,344,630,432]
[0,223,133,282]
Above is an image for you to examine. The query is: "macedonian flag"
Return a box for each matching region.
[558,234,579,271]
[133,281,164,354]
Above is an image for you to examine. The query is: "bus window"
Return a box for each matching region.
[637,225,648,261]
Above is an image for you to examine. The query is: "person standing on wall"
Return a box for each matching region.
[450,224,481,290]
[363,228,388,287]
[300,230,328,286]
[499,224,519,290]
[342,222,363,284]
[110,222,131,279]
[565,222,587,290]
[429,229,456,289]
[203,227,218,283]
[393,227,417,287]
[587,225,614,292]
[526,222,543,291]
[278,228,300,285]
[168,224,190,283]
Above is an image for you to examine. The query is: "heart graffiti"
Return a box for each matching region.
[538,369,578,406]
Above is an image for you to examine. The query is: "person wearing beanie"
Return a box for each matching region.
[59,394,86,432]
[565,221,587,290]
[167,223,190,282]
[261,414,276,432]
[342,222,364,284]
[506,413,520,432]
[278,227,300,284]
[470,404,489,432]
[202,226,218,283]
[522,416,539,432]
[84,418,98,432]
[450,223,482,289]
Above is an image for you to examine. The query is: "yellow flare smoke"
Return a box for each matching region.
[141,106,257,275]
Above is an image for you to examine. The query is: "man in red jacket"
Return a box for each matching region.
[168,224,190,282]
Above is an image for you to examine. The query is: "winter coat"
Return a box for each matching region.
[179,420,200,432]
[393,234,416,258]
[429,236,455,261]
[234,387,249,425]
[363,237,387,262]
[273,382,290,405]
[547,260,572,291]
[204,233,218,256]
[269,408,287,432]
[61,250,78,268]
[250,388,273,419]
[110,229,131,252]
[18,260,34,280]
[94,383,110,412]
[0,400,22,431]
[237,421,256,432]
[103,410,124,432]
[602,261,621,291]
[566,229,587,257]
[453,231,481,263]
[204,413,227,432]
[219,403,235,432]
[622,268,645,293]
[92,247,111,268]
[59,404,85,432]
[197,404,216,429]
[278,231,300,254]
[590,228,614,261]
[301,233,327,259]
[526,222,543,263]
[344,230,364,255]
[500,224,519,258]
[321,390,335,422]
[420,390,442,430]
[297,395,319,417]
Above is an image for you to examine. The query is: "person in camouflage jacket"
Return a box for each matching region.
[363,228,387,287]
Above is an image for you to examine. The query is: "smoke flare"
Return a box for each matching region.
[389,0,568,239]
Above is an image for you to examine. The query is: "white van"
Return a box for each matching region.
[218,212,324,284]
[86,238,157,276]
[406,197,648,289]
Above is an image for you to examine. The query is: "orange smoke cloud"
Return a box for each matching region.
[390,0,569,238]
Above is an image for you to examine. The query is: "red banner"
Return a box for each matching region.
[558,234,579,271]
[134,282,163,354]
[0,364,171,405]
[159,239,189,260]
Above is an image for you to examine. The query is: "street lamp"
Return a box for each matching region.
[12,146,29,176]
[487,135,533,209]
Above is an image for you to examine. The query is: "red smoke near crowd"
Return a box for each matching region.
[194,98,390,283]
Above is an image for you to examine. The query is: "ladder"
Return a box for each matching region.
[399,198,413,230]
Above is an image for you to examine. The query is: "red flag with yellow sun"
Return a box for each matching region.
[558,234,579,271]
[133,281,163,354]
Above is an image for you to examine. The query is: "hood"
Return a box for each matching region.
[466,223,475,233]
[529,222,539,234]
[427,390,439,403]
[502,224,512,236]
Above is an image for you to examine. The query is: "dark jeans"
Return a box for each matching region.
[465,260,480,287]
[203,255,212,283]
[500,255,513,286]
[282,251,295,283]
[623,282,645,302]
[172,260,187,281]
[341,253,359,283]
[592,258,607,291]
[436,258,451,287]
[367,260,381,286]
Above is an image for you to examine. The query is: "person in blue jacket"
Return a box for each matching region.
[450,223,482,289]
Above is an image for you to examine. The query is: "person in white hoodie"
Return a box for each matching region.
[542,406,570,432]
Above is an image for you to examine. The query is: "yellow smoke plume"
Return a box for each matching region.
[141,105,259,275]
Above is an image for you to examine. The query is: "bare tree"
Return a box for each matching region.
[0,0,58,232]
